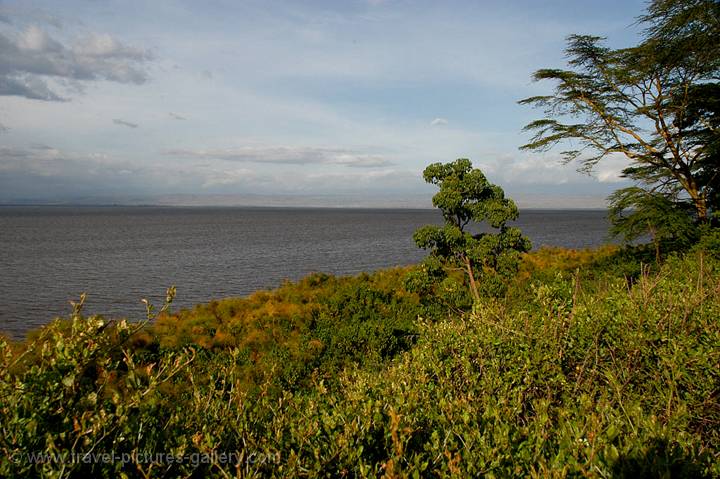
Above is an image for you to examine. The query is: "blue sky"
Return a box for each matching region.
[0,0,648,207]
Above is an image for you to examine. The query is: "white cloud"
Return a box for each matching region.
[0,24,152,101]
[594,153,631,183]
[0,74,64,101]
[430,118,448,126]
[0,145,126,177]
[305,168,410,181]
[0,143,416,203]
[73,32,148,60]
[473,152,613,187]
[165,145,393,168]
[198,167,256,188]
[16,24,61,52]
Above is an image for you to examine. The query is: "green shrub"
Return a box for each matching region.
[2,249,718,477]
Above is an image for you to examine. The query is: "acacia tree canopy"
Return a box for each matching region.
[519,0,720,226]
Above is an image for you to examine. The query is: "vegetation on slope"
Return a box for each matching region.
[1,244,718,478]
[150,267,424,392]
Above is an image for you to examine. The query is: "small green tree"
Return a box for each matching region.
[410,159,531,302]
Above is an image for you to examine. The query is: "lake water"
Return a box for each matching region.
[0,206,613,337]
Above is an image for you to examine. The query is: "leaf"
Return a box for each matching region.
[62,375,75,388]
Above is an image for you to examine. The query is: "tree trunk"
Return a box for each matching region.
[649,224,661,263]
[464,256,481,303]
[695,197,708,223]
[687,183,708,223]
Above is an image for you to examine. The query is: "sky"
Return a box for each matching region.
[0,0,649,208]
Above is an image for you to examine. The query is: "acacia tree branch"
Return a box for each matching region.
[571,90,664,169]
[648,73,698,193]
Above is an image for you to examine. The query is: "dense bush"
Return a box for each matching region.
[1,248,718,477]
[150,267,423,392]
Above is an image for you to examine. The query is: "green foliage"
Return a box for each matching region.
[520,0,720,227]
[149,267,423,392]
[410,159,531,301]
[2,248,719,477]
[0,292,194,478]
[694,223,720,258]
[609,186,699,260]
[3,249,718,477]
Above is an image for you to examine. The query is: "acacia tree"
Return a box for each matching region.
[519,0,719,228]
[411,159,531,302]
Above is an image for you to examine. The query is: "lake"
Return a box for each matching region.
[0,206,613,337]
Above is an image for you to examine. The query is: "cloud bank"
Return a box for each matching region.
[165,146,393,168]
[0,24,152,101]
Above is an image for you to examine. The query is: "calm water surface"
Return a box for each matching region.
[0,207,612,337]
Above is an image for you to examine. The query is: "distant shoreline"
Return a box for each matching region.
[0,203,609,211]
